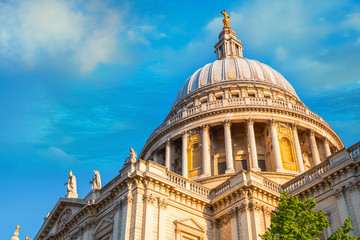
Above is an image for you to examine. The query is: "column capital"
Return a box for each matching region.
[201,124,210,132]
[181,131,189,137]
[223,119,232,127]
[268,119,277,126]
[246,118,255,125]
[323,136,329,144]
[165,138,171,145]
[308,129,316,136]
[290,123,299,130]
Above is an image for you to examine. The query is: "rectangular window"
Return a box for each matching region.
[258,160,266,171]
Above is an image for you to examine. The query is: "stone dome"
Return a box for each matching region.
[172,58,298,108]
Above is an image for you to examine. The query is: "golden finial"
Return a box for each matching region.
[14,225,20,236]
[221,10,231,28]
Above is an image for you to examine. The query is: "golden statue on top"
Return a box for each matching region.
[14,225,20,236]
[221,10,231,28]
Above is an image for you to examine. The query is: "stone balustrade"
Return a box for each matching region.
[211,171,281,199]
[349,141,360,159]
[147,97,326,143]
[282,142,360,194]
[282,160,330,194]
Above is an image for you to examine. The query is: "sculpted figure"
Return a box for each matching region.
[64,170,78,198]
[25,236,32,240]
[90,170,101,190]
[124,148,137,165]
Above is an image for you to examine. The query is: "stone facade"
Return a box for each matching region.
[33,15,359,240]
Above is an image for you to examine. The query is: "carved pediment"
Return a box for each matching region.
[34,198,87,240]
[94,219,114,239]
[174,217,205,233]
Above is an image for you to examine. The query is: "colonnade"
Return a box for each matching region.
[151,119,333,179]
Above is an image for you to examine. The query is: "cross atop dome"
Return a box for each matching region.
[215,10,244,60]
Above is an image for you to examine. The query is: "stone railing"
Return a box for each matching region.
[348,141,360,159]
[282,160,330,193]
[166,171,211,198]
[147,97,326,142]
[211,171,281,199]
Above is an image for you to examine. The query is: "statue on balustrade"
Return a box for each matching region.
[90,170,101,190]
[65,170,78,198]
[124,148,137,165]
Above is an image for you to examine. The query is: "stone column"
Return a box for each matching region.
[224,120,235,173]
[202,124,211,176]
[269,119,283,172]
[308,129,321,166]
[165,139,171,169]
[182,131,188,178]
[291,124,305,173]
[323,137,332,158]
[247,118,260,171]
[152,151,158,163]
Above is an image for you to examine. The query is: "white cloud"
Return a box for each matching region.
[0,0,121,73]
[274,47,288,60]
[344,13,360,31]
[41,146,77,163]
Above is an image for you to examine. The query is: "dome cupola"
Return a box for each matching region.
[140,11,343,186]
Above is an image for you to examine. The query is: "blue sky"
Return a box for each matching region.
[1,0,360,238]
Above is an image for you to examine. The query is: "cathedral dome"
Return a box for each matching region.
[140,13,343,184]
[172,58,298,108]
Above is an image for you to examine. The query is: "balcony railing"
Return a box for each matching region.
[147,97,326,143]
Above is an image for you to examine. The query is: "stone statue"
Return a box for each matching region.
[221,10,230,28]
[64,170,78,198]
[124,148,137,165]
[90,170,101,190]
[25,236,32,240]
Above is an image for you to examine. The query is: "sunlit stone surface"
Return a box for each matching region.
[33,13,359,240]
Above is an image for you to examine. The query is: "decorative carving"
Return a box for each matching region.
[58,209,73,229]
[308,129,315,136]
[90,170,101,190]
[65,170,78,198]
[158,198,168,209]
[201,123,209,132]
[143,194,156,205]
[333,188,344,198]
[124,148,137,165]
[25,236,32,240]
[223,119,232,127]
[246,118,254,125]
[268,119,277,126]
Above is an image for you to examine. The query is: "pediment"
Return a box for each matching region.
[95,218,114,239]
[95,219,114,234]
[34,198,87,239]
[174,218,205,233]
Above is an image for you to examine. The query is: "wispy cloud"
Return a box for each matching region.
[0,0,121,73]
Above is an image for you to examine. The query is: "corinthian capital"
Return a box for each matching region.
[268,119,277,126]
[223,119,232,127]
[290,122,298,130]
[201,124,210,132]
[246,118,255,125]
[308,129,316,136]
